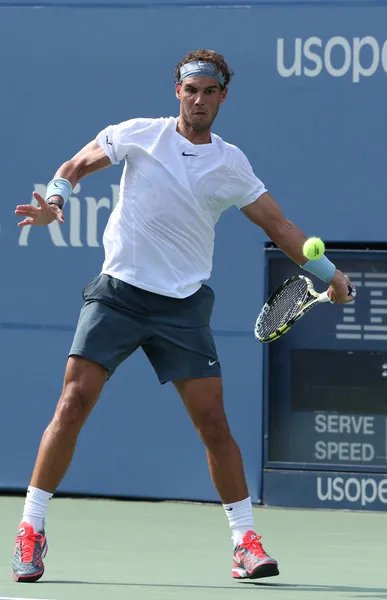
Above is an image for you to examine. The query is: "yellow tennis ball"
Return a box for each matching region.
[303,237,325,260]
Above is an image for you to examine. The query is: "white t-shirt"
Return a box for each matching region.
[96,116,266,299]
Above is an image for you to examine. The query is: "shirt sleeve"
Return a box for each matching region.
[96,118,154,165]
[226,146,267,209]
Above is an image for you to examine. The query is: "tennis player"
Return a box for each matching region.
[12,49,355,583]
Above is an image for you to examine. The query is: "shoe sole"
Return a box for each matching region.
[12,567,45,583]
[233,562,280,580]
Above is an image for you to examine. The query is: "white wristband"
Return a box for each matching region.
[300,255,336,283]
[45,178,72,206]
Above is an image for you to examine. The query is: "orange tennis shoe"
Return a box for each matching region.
[232,530,279,580]
[12,521,48,582]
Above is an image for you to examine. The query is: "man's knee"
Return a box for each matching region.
[52,357,106,430]
[197,407,232,451]
[52,383,93,430]
[175,376,232,451]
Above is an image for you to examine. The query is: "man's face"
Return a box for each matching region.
[176,76,228,132]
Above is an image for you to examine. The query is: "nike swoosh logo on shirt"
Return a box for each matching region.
[182,151,198,157]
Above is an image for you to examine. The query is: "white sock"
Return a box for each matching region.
[22,486,53,532]
[223,496,255,547]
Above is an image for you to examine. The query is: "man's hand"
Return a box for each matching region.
[327,270,356,304]
[15,192,64,227]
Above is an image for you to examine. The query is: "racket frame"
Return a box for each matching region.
[254,275,330,343]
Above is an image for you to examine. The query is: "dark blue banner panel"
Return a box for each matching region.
[264,469,387,511]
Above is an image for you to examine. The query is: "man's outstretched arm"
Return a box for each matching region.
[241,192,355,305]
[15,140,111,227]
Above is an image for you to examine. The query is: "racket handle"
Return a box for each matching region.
[318,291,331,304]
[348,284,356,298]
[322,284,356,304]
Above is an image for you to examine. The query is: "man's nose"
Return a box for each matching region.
[194,93,205,105]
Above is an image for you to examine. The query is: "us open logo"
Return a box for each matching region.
[317,475,387,507]
[277,36,387,83]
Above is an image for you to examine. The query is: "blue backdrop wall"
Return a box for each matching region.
[0,0,386,502]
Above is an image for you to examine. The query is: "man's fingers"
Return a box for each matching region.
[33,191,47,208]
[17,218,34,227]
[15,206,37,216]
[327,283,356,305]
[56,210,65,224]
[48,205,65,224]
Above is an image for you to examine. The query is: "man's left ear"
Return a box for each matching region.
[220,86,228,103]
[175,82,182,99]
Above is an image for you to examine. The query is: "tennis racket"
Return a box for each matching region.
[254,275,355,343]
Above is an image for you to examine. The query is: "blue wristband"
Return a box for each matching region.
[301,255,336,283]
[45,178,72,206]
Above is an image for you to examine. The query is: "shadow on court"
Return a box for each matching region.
[42,580,387,596]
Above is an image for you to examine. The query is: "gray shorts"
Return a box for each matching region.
[69,274,221,383]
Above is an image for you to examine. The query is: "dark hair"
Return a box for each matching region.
[174,49,233,89]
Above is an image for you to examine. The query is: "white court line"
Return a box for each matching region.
[0,597,54,600]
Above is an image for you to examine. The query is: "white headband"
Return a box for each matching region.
[179,61,226,87]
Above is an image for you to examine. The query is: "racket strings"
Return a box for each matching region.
[256,278,308,337]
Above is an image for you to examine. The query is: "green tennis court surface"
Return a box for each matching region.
[0,496,385,600]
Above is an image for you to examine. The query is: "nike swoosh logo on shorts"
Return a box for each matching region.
[208,359,218,366]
